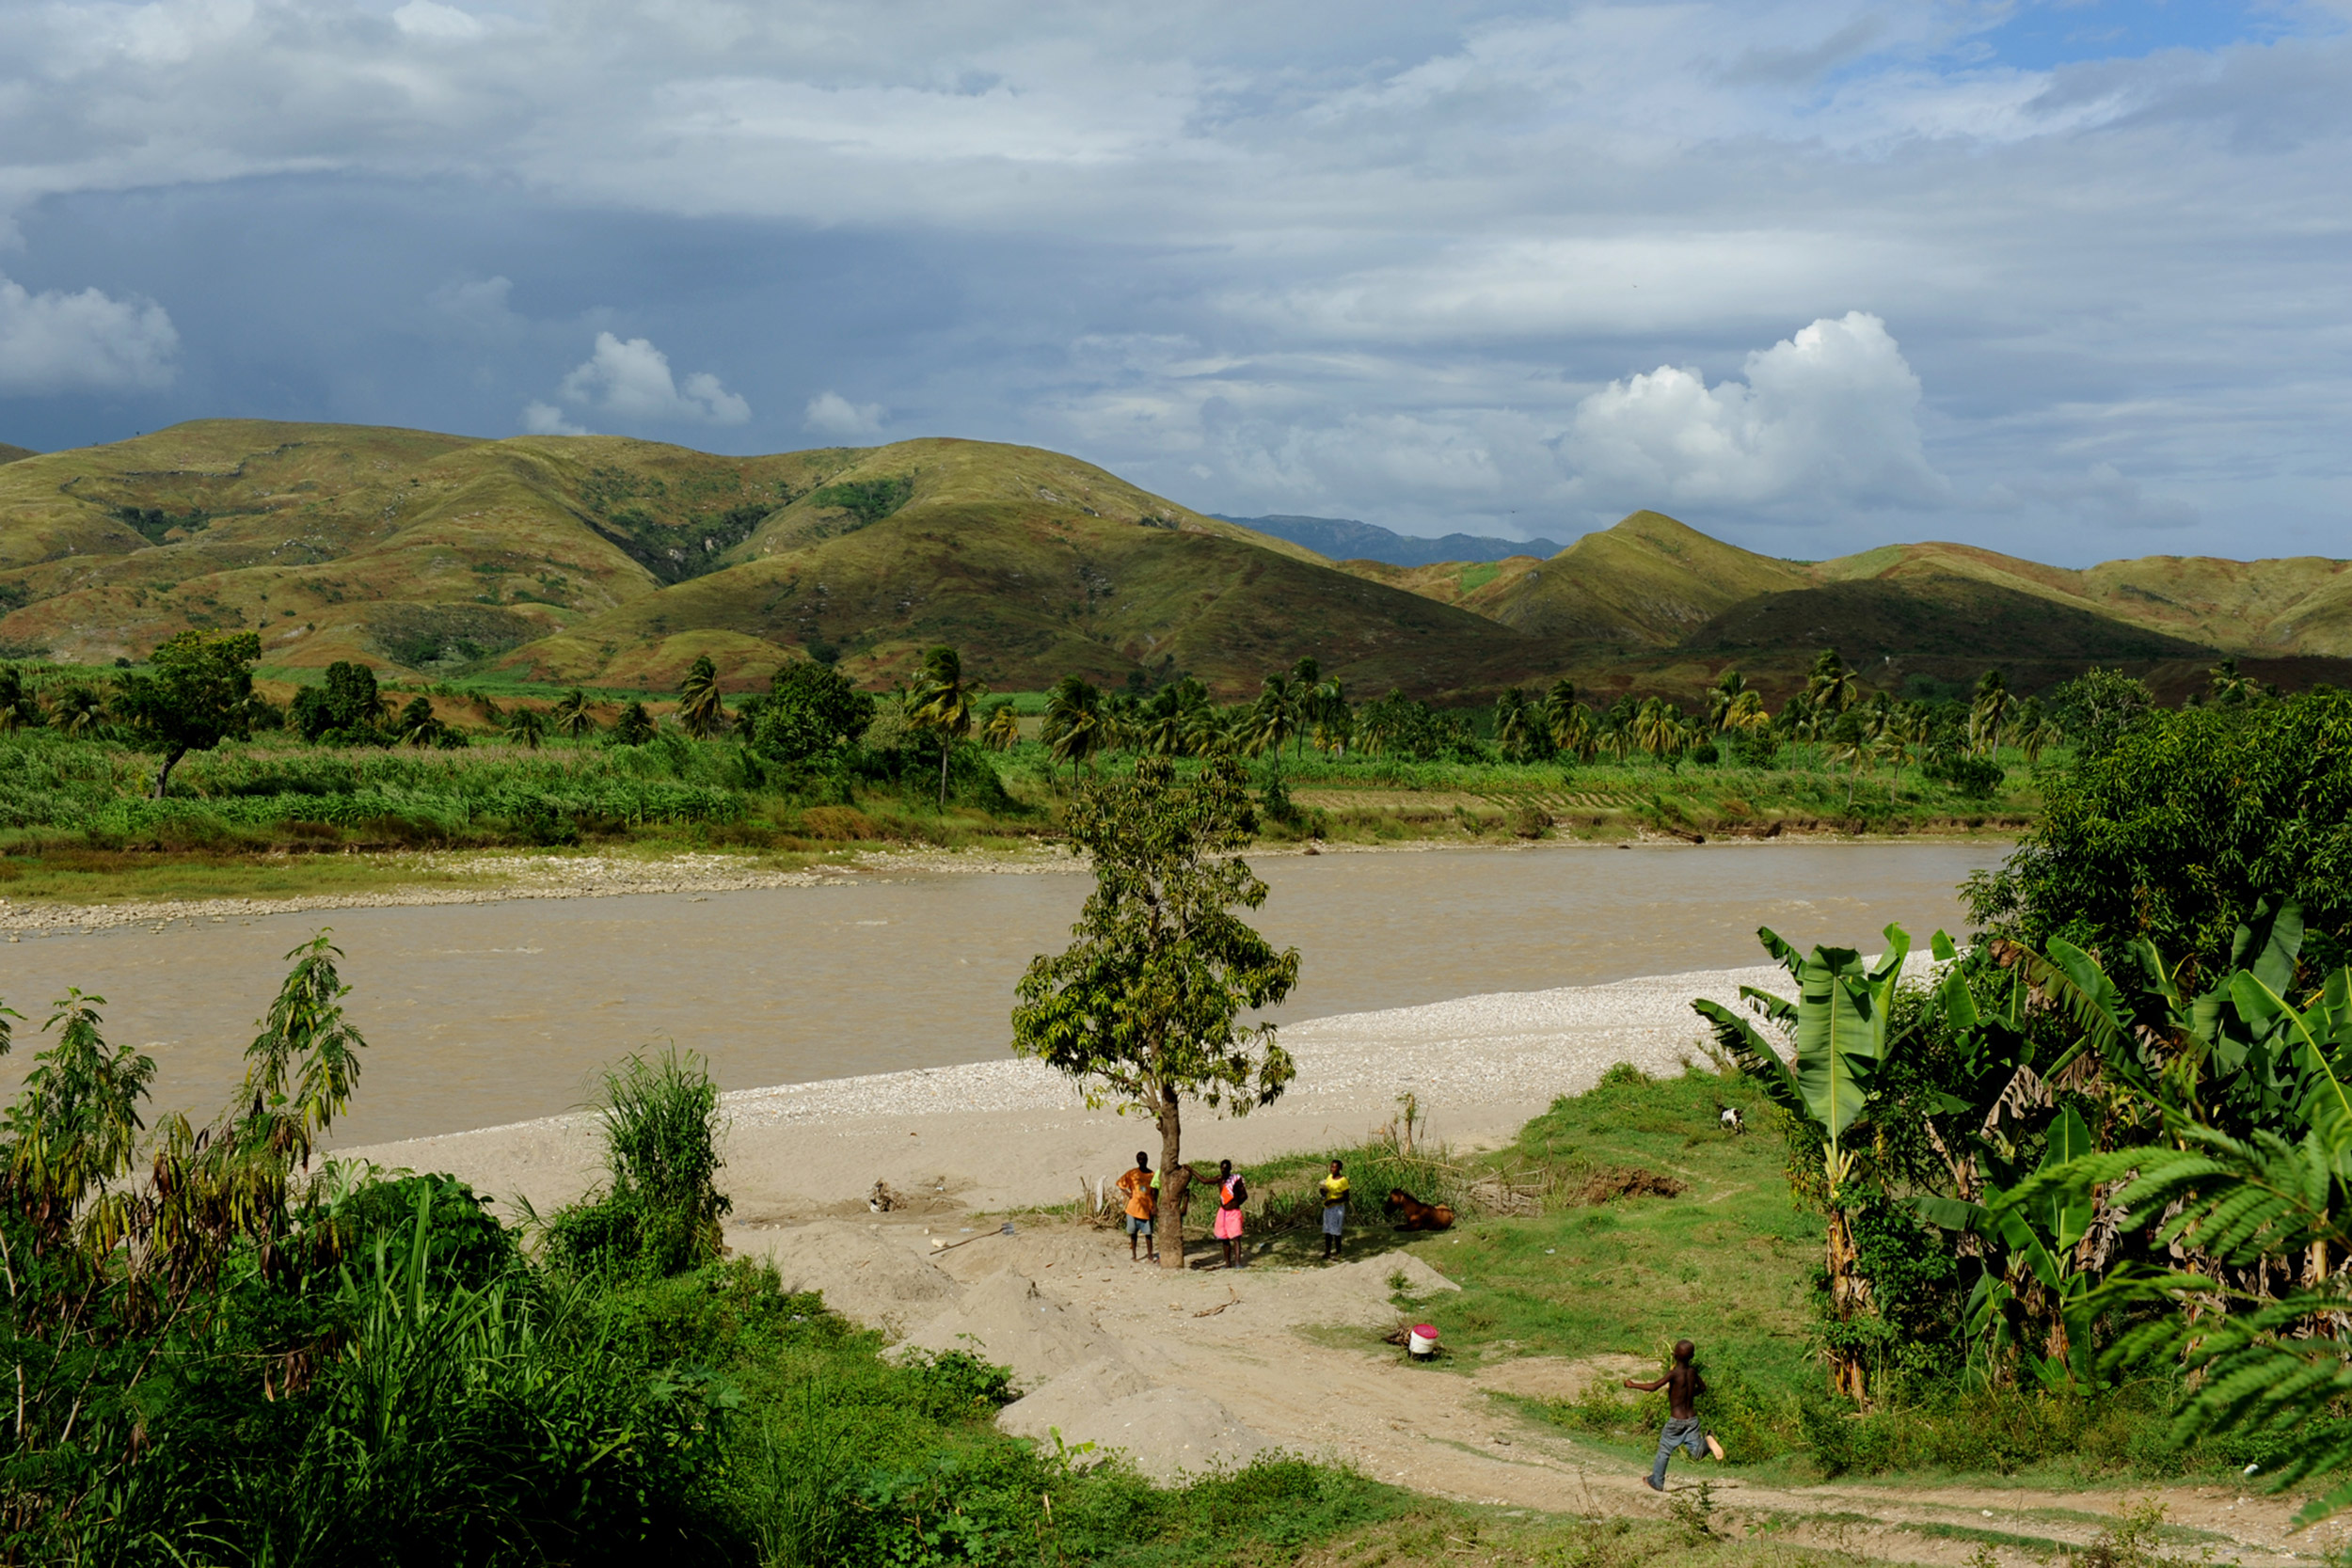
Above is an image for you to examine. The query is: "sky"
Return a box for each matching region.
[0,1,2344,563]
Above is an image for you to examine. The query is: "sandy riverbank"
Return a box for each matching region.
[341,959,1808,1218]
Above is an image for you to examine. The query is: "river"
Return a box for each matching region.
[0,841,1998,1147]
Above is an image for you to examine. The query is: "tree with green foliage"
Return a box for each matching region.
[550,686,597,739]
[290,658,389,744]
[2045,667,2152,758]
[1968,670,2012,758]
[908,645,985,809]
[1012,756,1300,1270]
[980,699,1021,752]
[47,682,105,736]
[1036,676,1106,774]
[0,664,41,731]
[676,654,728,738]
[1805,649,1857,726]
[754,657,875,764]
[504,705,548,750]
[112,629,262,797]
[1245,674,1299,764]
[1967,686,2352,974]
[612,700,656,745]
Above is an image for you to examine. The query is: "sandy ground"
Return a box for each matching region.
[340,961,1802,1218]
[728,1215,2344,1566]
[332,956,2345,1563]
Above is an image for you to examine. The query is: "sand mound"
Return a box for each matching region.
[730,1221,961,1335]
[902,1266,1118,1389]
[1024,1386,1280,1481]
[1248,1251,1463,1329]
[996,1354,1153,1443]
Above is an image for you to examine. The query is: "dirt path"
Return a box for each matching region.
[732,1214,2348,1566]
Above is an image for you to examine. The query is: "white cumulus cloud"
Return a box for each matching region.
[520,400,587,436]
[0,274,179,394]
[551,331,750,425]
[803,390,885,438]
[1565,312,1947,514]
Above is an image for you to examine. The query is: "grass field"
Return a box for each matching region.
[1232,1067,2242,1501]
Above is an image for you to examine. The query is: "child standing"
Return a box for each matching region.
[1116,1151,1157,1263]
[1624,1340,1724,1491]
[1214,1159,1248,1268]
[1319,1159,1350,1259]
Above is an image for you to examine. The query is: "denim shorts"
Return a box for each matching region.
[1125,1215,1152,1236]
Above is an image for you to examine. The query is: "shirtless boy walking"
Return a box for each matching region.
[1624,1340,1724,1491]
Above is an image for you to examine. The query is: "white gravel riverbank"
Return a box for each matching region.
[341,959,1858,1217]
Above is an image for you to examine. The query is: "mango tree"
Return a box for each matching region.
[1011,756,1300,1269]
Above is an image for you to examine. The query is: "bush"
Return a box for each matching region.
[548,1050,731,1278]
[1923,749,2003,799]
[1728,729,1780,768]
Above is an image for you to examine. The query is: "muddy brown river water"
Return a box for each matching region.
[0,841,1997,1147]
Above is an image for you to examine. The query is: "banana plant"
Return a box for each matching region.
[1917,1105,2101,1390]
[1695,923,1927,1400]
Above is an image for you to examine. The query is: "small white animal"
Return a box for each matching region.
[1719,1106,1746,1134]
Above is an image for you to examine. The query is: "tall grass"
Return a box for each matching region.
[545,1048,732,1278]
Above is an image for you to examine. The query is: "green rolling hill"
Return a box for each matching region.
[2,419,2347,702]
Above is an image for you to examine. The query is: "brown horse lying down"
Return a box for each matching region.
[1385,1188,1455,1231]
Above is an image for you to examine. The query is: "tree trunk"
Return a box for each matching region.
[152,745,186,800]
[1825,1205,1870,1402]
[937,739,950,811]
[1156,1086,1188,1270]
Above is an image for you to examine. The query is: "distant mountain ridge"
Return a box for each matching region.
[4,420,2350,705]
[1216,513,1562,567]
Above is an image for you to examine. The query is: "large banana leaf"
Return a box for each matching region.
[1693,999,1804,1122]
[1792,946,1880,1142]
[2027,1105,2095,1254]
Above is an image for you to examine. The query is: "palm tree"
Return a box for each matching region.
[1246,675,1297,762]
[2207,657,2258,706]
[1184,703,1237,758]
[551,687,597,740]
[1631,697,1687,765]
[1968,670,2011,759]
[0,664,32,732]
[981,700,1022,752]
[676,655,728,739]
[1288,657,1319,759]
[1706,670,1751,731]
[1041,675,1103,784]
[48,683,106,736]
[505,706,548,750]
[1805,649,1856,722]
[909,646,985,809]
[1311,677,1350,755]
[1494,688,1539,762]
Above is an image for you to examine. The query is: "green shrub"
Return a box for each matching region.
[548,1049,731,1278]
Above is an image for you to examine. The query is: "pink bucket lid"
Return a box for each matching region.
[1411,1324,1438,1338]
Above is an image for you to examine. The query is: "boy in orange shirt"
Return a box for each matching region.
[1116,1151,1158,1263]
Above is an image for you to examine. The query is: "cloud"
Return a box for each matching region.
[803,390,885,438]
[1564,313,1947,515]
[391,2,486,43]
[0,274,178,394]
[551,332,749,425]
[520,401,586,436]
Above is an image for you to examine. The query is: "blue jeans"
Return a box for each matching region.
[1652,1417,1706,1487]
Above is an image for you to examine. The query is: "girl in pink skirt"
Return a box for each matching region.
[1214,1159,1249,1268]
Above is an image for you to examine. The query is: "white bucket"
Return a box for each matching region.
[1407,1324,1438,1357]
